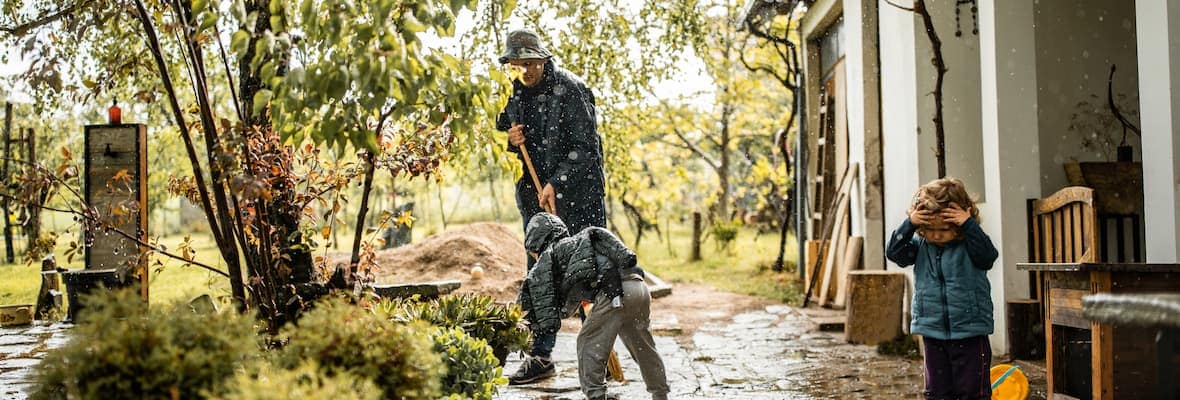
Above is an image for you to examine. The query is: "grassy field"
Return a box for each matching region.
[0,175,802,309]
[618,222,803,304]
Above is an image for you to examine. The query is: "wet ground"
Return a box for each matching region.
[0,304,1046,399]
[500,305,930,400]
[500,303,1049,400]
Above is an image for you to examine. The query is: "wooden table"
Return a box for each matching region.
[1017,262,1180,400]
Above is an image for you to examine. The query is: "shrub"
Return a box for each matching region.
[430,327,506,400]
[388,294,528,365]
[275,297,443,400]
[711,221,740,250]
[214,362,381,400]
[30,289,260,400]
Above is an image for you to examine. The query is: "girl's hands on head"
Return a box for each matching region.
[941,203,972,226]
[908,207,935,226]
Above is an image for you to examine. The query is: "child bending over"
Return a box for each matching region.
[517,213,669,400]
[886,177,999,400]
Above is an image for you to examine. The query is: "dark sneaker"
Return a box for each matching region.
[508,357,555,385]
[589,394,620,400]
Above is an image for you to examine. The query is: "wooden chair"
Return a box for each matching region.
[1027,186,1100,398]
[1029,186,1099,267]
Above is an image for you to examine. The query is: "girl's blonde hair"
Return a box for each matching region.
[911,177,980,220]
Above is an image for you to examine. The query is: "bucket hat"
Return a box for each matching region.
[499,29,553,64]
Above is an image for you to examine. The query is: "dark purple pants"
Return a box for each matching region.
[922,335,992,400]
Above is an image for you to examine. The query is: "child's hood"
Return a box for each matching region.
[524,212,569,254]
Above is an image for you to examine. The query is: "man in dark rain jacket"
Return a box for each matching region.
[496,29,607,384]
[496,29,606,237]
[517,213,668,400]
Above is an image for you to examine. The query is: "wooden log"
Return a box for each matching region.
[843,271,905,344]
[1006,298,1044,360]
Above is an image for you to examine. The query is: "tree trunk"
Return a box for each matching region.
[691,212,702,261]
[350,152,377,272]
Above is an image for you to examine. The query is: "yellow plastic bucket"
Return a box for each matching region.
[990,364,1029,400]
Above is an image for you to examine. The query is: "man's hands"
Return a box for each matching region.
[509,123,526,147]
[539,184,557,214]
[909,203,972,226]
[508,123,557,214]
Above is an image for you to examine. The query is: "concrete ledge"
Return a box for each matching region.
[646,272,673,299]
[370,280,461,300]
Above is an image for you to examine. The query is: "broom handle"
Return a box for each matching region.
[515,128,554,214]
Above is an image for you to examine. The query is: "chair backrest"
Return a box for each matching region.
[1029,186,1099,263]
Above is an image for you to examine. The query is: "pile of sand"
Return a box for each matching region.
[363,222,528,303]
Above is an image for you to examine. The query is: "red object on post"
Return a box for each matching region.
[108,99,121,124]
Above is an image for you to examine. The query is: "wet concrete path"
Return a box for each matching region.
[498,305,927,399]
[0,322,71,400]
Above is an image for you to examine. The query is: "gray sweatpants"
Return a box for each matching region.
[577,275,669,400]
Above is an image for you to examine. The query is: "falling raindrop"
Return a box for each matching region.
[568,151,579,160]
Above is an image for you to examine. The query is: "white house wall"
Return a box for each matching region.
[913,1,986,200]
[877,0,1042,354]
[843,0,884,270]
[1034,0,1141,192]
[877,0,920,330]
[979,0,1043,355]
[1136,0,1180,262]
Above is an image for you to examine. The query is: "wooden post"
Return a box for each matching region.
[1,102,12,264]
[84,124,149,300]
[690,212,702,261]
[1006,298,1044,359]
[35,255,61,319]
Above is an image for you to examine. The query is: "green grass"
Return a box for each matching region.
[0,201,803,310]
[0,233,230,308]
[611,219,803,304]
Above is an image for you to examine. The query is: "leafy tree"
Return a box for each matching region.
[740,0,804,271]
[0,0,722,330]
[637,0,790,228]
[1,0,503,331]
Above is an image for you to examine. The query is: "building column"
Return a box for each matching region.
[844,0,884,270]
[978,0,1042,354]
[1136,0,1180,263]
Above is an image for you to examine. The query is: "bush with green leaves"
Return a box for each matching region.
[275,297,443,400]
[387,294,528,365]
[214,362,381,400]
[30,289,260,400]
[430,327,507,400]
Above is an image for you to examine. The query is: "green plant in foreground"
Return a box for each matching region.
[276,298,443,400]
[389,294,529,366]
[430,327,507,400]
[214,362,381,400]
[30,289,260,400]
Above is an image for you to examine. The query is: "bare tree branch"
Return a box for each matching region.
[884,0,916,12]
[0,1,90,35]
